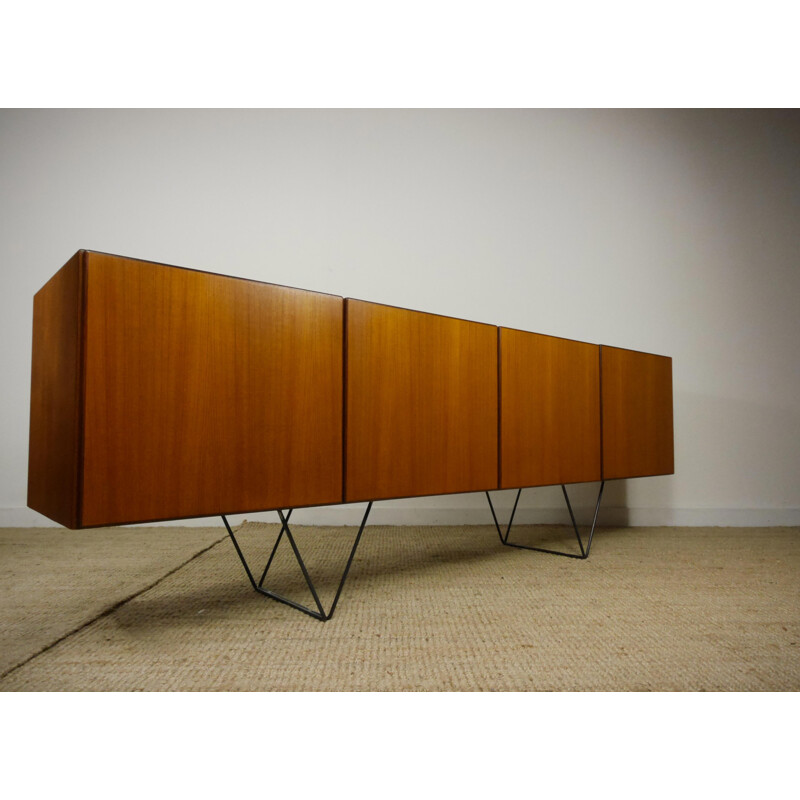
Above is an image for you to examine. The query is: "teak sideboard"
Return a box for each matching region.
[28,251,674,620]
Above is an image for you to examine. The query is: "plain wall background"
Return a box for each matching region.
[2,109,798,527]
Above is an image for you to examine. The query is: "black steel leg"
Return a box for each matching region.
[258,508,291,588]
[222,502,373,621]
[487,481,605,559]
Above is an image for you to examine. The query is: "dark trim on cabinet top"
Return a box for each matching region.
[70,249,344,301]
[599,342,672,361]
[344,296,499,330]
[499,324,599,349]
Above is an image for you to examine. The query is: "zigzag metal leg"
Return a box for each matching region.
[487,488,522,545]
[487,481,605,560]
[258,508,292,588]
[222,501,373,621]
[562,482,605,558]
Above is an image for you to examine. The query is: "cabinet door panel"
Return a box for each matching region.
[601,346,674,479]
[81,253,343,526]
[500,329,601,488]
[345,301,498,502]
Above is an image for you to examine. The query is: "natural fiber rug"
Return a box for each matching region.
[1,523,798,691]
[0,526,224,677]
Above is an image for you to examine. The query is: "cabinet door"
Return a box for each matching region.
[500,329,601,488]
[80,252,343,526]
[345,300,498,502]
[601,345,674,479]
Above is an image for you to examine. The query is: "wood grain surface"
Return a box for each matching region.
[500,329,601,488]
[80,252,343,526]
[345,300,498,502]
[29,249,675,530]
[601,345,674,479]
[27,251,86,528]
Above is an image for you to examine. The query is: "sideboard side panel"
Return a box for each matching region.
[27,251,86,528]
[345,300,498,502]
[80,253,343,526]
[601,345,674,480]
[500,329,601,488]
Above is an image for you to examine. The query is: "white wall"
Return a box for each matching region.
[1,109,798,527]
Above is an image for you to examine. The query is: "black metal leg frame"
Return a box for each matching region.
[223,482,605,620]
[222,502,373,621]
[486,481,605,559]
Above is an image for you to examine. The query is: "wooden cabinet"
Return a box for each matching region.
[500,329,601,488]
[345,300,498,502]
[601,346,674,480]
[29,251,674,529]
[29,251,344,527]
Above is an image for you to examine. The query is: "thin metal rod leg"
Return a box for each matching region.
[327,501,373,619]
[223,503,373,621]
[222,514,258,589]
[583,480,605,558]
[486,489,521,544]
[278,508,327,619]
[560,486,587,558]
[487,481,605,560]
[258,508,292,587]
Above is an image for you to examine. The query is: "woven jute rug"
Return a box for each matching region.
[0,526,224,677]
[1,523,798,691]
